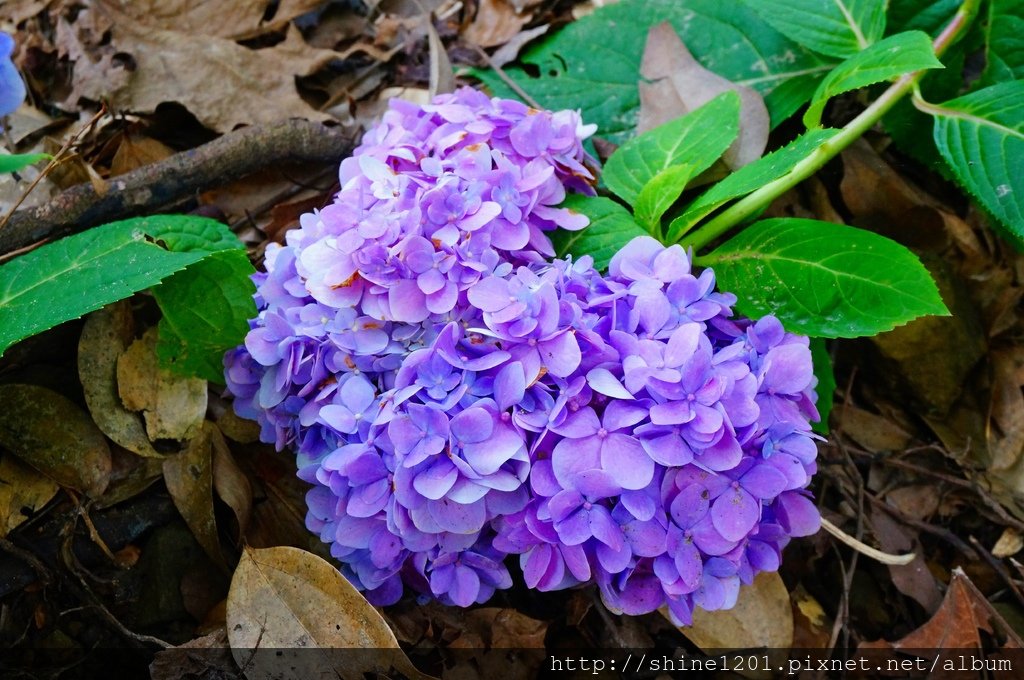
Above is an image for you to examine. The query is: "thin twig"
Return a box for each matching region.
[471,44,542,109]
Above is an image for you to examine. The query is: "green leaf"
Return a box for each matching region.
[888,0,960,36]
[469,0,831,142]
[702,218,949,338]
[152,249,256,383]
[0,153,50,174]
[744,0,887,58]
[604,92,739,207]
[980,0,1024,87]
[667,128,840,242]
[0,215,249,365]
[926,81,1024,243]
[551,195,648,271]
[803,31,943,128]
[634,164,693,233]
[809,338,835,434]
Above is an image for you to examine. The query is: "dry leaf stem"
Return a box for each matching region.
[0,119,356,257]
[683,0,980,252]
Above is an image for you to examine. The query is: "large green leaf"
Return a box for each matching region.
[0,215,252,373]
[667,129,840,242]
[152,249,256,383]
[888,0,960,35]
[0,153,50,174]
[744,0,887,58]
[551,195,647,271]
[702,218,949,338]
[804,31,943,127]
[470,0,831,141]
[980,0,1024,87]
[603,92,739,207]
[927,81,1024,243]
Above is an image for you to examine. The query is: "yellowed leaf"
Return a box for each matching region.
[664,571,792,680]
[67,7,341,133]
[226,546,433,680]
[0,454,59,538]
[79,302,162,458]
[110,134,175,177]
[638,22,769,170]
[117,327,207,442]
[163,422,226,570]
[0,384,112,497]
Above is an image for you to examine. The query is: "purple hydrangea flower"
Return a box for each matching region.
[0,32,25,123]
[224,88,820,621]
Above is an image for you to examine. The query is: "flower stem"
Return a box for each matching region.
[680,0,980,253]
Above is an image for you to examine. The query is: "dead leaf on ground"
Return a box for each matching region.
[838,404,914,453]
[869,506,942,613]
[993,527,1023,558]
[79,302,161,458]
[0,384,112,498]
[117,327,207,443]
[149,627,237,680]
[102,0,327,41]
[637,22,769,170]
[862,568,1024,653]
[110,134,175,177]
[163,422,226,571]
[226,545,433,680]
[489,24,549,68]
[211,425,252,541]
[95,445,165,510]
[666,571,792,679]
[0,454,59,538]
[63,7,342,133]
[463,0,531,48]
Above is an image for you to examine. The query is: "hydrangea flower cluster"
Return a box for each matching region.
[225,87,821,624]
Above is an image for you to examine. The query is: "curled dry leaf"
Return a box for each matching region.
[102,0,327,41]
[463,0,531,48]
[638,22,769,170]
[0,384,112,498]
[226,545,433,680]
[664,571,792,680]
[0,454,59,538]
[117,327,207,443]
[79,301,161,458]
[162,422,227,571]
[94,445,165,510]
[210,424,252,541]
[66,6,342,133]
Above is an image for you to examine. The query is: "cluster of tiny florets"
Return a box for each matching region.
[224,88,820,624]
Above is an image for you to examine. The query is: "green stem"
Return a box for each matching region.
[680,0,980,253]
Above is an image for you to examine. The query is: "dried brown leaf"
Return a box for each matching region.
[840,404,914,453]
[117,327,207,442]
[101,0,327,41]
[95,445,165,509]
[79,302,161,458]
[637,22,769,169]
[0,454,59,538]
[426,16,455,98]
[894,568,1022,649]
[66,8,341,133]
[489,24,549,68]
[666,571,792,679]
[463,0,529,48]
[226,545,432,680]
[869,506,942,613]
[0,384,112,497]
[163,422,226,570]
[150,628,236,680]
[110,134,175,177]
[993,527,1024,559]
[211,425,252,541]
